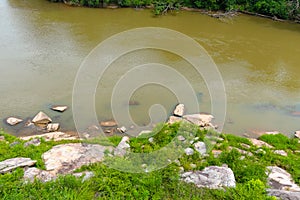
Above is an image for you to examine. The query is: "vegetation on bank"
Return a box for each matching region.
[0,123,299,199]
[49,0,300,20]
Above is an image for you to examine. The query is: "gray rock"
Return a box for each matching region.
[6,117,23,126]
[173,103,185,117]
[266,166,300,192]
[181,166,236,189]
[20,132,78,142]
[148,137,154,143]
[177,135,186,141]
[23,167,56,183]
[100,120,117,127]
[42,143,113,174]
[249,138,273,148]
[51,106,68,113]
[0,136,5,141]
[295,131,300,139]
[168,116,183,124]
[267,189,300,200]
[32,111,52,124]
[9,141,20,147]
[73,171,94,182]
[117,126,127,133]
[183,114,214,127]
[0,157,36,173]
[194,141,206,155]
[212,150,222,158]
[273,150,288,157]
[184,148,194,155]
[24,138,41,147]
[46,123,60,132]
[114,136,130,157]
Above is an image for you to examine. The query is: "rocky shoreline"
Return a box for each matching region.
[0,103,300,199]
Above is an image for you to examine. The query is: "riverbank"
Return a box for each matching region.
[0,121,299,199]
[51,0,300,23]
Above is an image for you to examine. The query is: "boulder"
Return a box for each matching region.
[100,120,117,127]
[193,141,206,155]
[267,189,300,200]
[32,111,52,124]
[0,157,36,173]
[266,166,300,192]
[20,132,78,141]
[295,131,300,139]
[114,136,130,157]
[6,117,23,126]
[46,123,60,132]
[42,143,113,174]
[51,105,68,113]
[181,166,236,189]
[173,103,185,117]
[249,138,273,148]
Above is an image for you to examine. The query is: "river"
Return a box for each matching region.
[1,0,300,137]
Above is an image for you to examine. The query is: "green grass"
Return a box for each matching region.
[0,123,299,199]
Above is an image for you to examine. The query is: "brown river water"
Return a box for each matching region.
[1,0,300,137]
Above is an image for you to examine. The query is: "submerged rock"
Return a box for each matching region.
[100,120,117,127]
[46,123,60,132]
[0,157,36,173]
[173,103,185,117]
[51,105,68,113]
[181,166,236,189]
[32,111,52,124]
[6,117,23,126]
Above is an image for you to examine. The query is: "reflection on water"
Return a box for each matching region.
[1,0,300,136]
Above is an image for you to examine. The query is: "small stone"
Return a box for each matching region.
[6,117,23,126]
[139,130,152,136]
[249,138,273,148]
[173,103,185,117]
[177,135,186,141]
[100,120,117,127]
[0,157,36,173]
[141,164,147,168]
[9,141,20,147]
[72,171,94,182]
[241,143,251,149]
[51,105,68,113]
[212,150,222,158]
[32,111,52,124]
[194,141,207,156]
[0,136,5,141]
[273,150,288,157]
[23,167,56,183]
[179,167,184,173]
[114,136,130,157]
[184,148,194,155]
[256,149,266,154]
[295,131,300,139]
[117,126,127,133]
[47,123,60,132]
[190,163,197,169]
[168,116,183,124]
[24,138,41,147]
[148,137,154,143]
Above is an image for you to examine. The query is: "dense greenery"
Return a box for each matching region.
[49,0,300,19]
[0,124,299,199]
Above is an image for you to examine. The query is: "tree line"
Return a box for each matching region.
[49,0,300,20]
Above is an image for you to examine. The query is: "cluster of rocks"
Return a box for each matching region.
[5,105,68,133]
[99,120,127,135]
[168,103,217,130]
